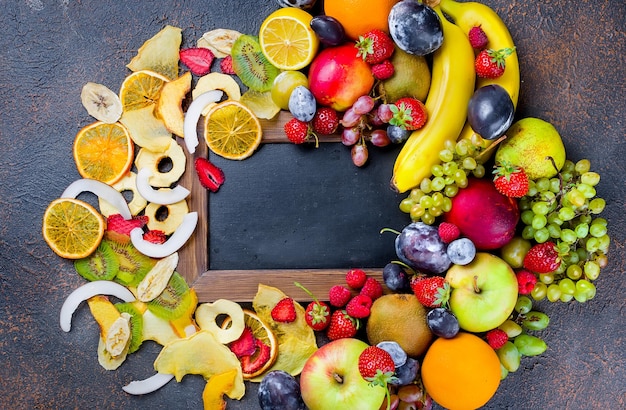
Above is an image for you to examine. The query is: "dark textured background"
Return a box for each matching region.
[1,0,624,409]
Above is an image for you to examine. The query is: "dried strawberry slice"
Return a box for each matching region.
[180,47,215,76]
[106,214,148,235]
[229,327,257,358]
[194,157,225,192]
[240,339,271,375]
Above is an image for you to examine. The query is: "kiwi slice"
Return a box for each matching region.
[74,240,119,282]
[114,302,144,353]
[147,272,193,321]
[231,34,280,92]
[105,239,156,287]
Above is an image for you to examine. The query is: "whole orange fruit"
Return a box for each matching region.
[421,332,501,410]
[324,0,400,40]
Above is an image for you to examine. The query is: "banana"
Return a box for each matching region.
[81,82,123,124]
[440,0,520,153]
[391,6,476,193]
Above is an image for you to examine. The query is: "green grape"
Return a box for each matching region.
[575,223,589,238]
[560,293,574,302]
[558,207,576,221]
[431,164,444,177]
[573,288,588,303]
[539,273,554,284]
[514,334,548,356]
[531,282,547,301]
[556,241,570,254]
[462,157,477,170]
[443,161,458,175]
[399,198,414,213]
[535,177,550,192]
[547,284,561,302]
[532,214,547,230]
[444,176,455,186]
[588,198,606,214]
[576,279,596,299]
[585,237,599,252]
[531,201,550,216]
[597,235,610,253]
[431,176,446,191]
[455,139,470,156]
[566,189,586,207]
[584,260,600,280]
[444,139,456,152]
[589,223,607,238]
[533,227,550,243]
[457,176,469,188]
[577,183,596,199]
[592,217,608,227]
[575,159,591,173]
[420,177,432,193]
[522,311,550,330]
[442,197,452,212]
[579,214,592,224]
[499,320,523,338]
[421,211,435,225]
[560,228,577,244]
[518,197,531,211]
[595,251,609,268]
[522,225,536,240]
[521,210,535,225]
[580,171,600,186]
[562,159,575,172]
[444,184,459,198]
[439,148,454,162]
[430,206,443,217]
[564,251,580,264]
[409,188,424,202]
[539,190,556,203]
[547,212,563,226]
[515,296,533,314]
[547,223,561,239]
[526,181,538,196]
[497,342,521,372]
[549,178,561,193]
[410,204,425,220]
[558,278,576,295]
[472,163,485,178]
[431,192,444,206]
[419,195,434,209]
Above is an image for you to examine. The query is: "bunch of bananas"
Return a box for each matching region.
[391,0,520,193]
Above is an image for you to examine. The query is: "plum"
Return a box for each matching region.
[443,177,519,250]
[388,1,443,56]
[395,222,451,274]
[467,84,515,140]
[258,370,306,410]
[310,15,345,46]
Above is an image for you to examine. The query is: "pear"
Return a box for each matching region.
[378,48,431,103]
[495,117,566,179]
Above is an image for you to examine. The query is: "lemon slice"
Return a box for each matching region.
[73,121,134,185]
[203,100,262,160]
[42,198,106,259]
[259,8,319,71]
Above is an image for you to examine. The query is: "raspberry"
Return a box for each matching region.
[516,269,538,295]
[345,268,367,289]
[438,222,460,243]
[486,328,508,350]
[329,285,352,307]
[346,294,373,319]
[371,59,394,80]
[468,25,489,49]
[360,277,383,301]
[220,55,235,75]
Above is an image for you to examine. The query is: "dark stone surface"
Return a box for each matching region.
[0,0,624,409]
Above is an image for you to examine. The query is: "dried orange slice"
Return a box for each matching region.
[222,309,278,379]
[73,121,134,185]
[42,197,106,259]
[119,70,169,112]
[203,100,262,160]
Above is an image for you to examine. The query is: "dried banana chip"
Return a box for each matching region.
[197,29,242,58]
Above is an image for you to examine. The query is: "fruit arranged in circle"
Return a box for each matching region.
[259,7,319,71]
[72,121,134,185]
[421,332,501,410]
[42,198,106,259]
[203,100,263,160]
[324,0,399,40]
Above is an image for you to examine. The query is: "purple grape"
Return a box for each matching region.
[427,307,460,339]
[351,144,368,167]
[258,370,306,410]
[377,103,394,123]
[446,237,476,265]
[386,124,411,144]
[369,129,391,147]
[382,262,410,292]
[353,95,375,115]
[341,127,361,146]
[310,15,345,46]
[340,107,362,128]
[395,222,451,274]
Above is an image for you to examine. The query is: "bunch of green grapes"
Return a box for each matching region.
[518,159,609,303]
[399,135,491,224]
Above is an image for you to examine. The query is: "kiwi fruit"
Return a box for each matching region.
[147,272,193,321]
[74,240,119,282]
[366,293,433,357]
[378,48,431,103]
[231,34,280,92]
[114,302,144,353]
[105,239,156,286]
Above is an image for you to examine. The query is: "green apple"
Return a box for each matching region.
[445,252,518,333]
[300,338,386,410]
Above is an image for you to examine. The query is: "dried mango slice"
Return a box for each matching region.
[127,25,182,80]
[153,330,245,399]
[156,71,192,138]
[250,284,318,382]
[202,369,238,410]
[87,295,122,339]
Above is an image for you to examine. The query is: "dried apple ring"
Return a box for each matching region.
[135,140,186,187]
[195,299,245,344]
[143,196,188,235]
[98,171,147,216]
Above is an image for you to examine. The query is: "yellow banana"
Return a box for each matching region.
[440,0,521,153]
[391,5,476,193]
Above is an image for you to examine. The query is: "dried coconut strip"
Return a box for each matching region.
[136,168,190,205]
[183,90,224,154]
[130,212,198,258]
[61,178,132,220]
[122,372,175,395]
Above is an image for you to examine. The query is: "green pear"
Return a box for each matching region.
[378,48,431,102]
[495,117,566,179]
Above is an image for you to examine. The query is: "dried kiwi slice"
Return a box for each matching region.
[231,34,280,92]
[147,272,193,321]
[74,240,119,282]
[105,239,156,286]
[115,302,144,354]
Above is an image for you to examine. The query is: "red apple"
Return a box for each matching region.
[443,177,519,250]
[300,338,386,410]
[308,44,375,111]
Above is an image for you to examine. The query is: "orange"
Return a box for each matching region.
[204,100,262,160]
[42,197,106,259]
[421,332,501,410]
[73,121,134,185]
[324,0,400,40]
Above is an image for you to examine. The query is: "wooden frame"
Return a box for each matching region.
[177,111,385,302]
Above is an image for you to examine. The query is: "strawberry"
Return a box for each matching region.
[228,327,257,358]
[311,107,339,135]
[142,229,167,244]
[355,29,395,64]
[438,222,461,243]
[360,277,383,301]
[284,117,312,144]
[271,297,297,323]
[410,276,450,308]
[474,47,515,79]
[295,282,330,331]
[346,294,372,319]
[516,269,538,295]
[523,242,561,273]
[468,25,489,49]
[240,339,271,374]
[326,309,359,340]
[371,59,395,80]
[220,55,235,75]
[493,162,529,198]
[194,157,225,192]
[485,328,508,350]
[358,345,398,393]
[179,47,215,76]
[389,97,428,130]
[329,285,352,307]
[106,214,148,236]
[345,268,367,289]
